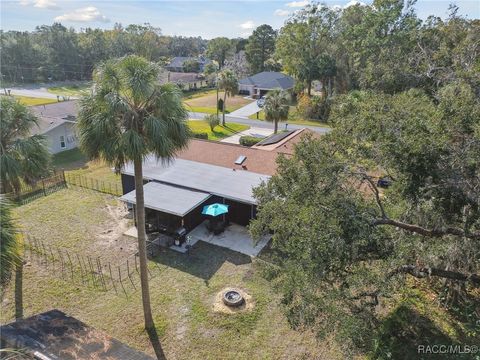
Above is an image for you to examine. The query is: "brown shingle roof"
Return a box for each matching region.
[177,139,279,175]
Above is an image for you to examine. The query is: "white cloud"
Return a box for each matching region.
[19,0,59,10]
[55,6,110,23]
[285,0,309,8]
[274,9,290,16]
[240,20,255,29]
[343,0,366,8]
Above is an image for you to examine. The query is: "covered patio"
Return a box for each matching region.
[120,181,212,233]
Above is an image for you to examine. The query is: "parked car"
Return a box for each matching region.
[257,96,266,108]
[377,176,393,188]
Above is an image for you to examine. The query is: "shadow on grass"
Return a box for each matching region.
[373,304,472,360]
[147,326,166,360]
[151,241,251,283]
[52,148,88,170]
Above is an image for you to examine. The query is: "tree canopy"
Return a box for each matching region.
[206,37,234,69]
[245,24,277,74]
[250,81,480,355]
[0,97,51,193]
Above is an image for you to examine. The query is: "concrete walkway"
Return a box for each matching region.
[221,127,273,144]
[228,101,261,118]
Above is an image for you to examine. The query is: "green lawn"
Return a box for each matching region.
[2,188,332,359]
[182,88,217,100]
[187,120,249,141]
[47,83,91,96]
[249,107,330,128]
[9,95,58,106]
[52,147,120,185]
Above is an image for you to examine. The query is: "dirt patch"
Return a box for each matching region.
[213,288,255,314]
[96,203,136,256]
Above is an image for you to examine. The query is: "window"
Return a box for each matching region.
[60,135,66,148]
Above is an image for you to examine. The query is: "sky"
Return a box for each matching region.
[1,0,479,39]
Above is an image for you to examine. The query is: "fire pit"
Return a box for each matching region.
[222,290,244,307]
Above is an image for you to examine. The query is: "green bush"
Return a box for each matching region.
[205,114,220,131]
[192,132,209,140]
[240,136,262,146]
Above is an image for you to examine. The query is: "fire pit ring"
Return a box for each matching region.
[222,290,244,307]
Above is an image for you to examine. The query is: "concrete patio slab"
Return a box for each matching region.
[221,127,273,144]
[188,220,270,256]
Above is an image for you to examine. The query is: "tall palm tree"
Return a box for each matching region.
[264,89,290,134]
[77,55,190,337]
[217,70,238,126]
[0,97,51,194]
[0,195,23,320]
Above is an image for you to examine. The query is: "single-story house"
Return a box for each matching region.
[167,72,208,90]
[238,71,295,98]
[30,100,78,154]
[0,309,154,360]
[165,56,212,72]
[120,130,317,236]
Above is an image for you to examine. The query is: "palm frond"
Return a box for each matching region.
[0,195,19,289]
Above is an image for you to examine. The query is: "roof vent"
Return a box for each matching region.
[235,155,247,165]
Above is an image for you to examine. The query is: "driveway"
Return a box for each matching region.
[221,127,273,144]
[228,101,261,118]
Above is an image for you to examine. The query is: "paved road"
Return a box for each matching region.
[189,112,331,134]
[5,87,80,100]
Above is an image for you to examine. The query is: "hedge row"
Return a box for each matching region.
[239,136,262,147]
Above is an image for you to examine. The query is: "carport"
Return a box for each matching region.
[120,182,212,232]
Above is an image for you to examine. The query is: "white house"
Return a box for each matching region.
[30,101,78,154]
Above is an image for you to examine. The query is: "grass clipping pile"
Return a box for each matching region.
[213,288,254,314]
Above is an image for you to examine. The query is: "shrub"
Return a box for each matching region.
[217,98,224,111]
[205,114,220,131]
[296,93,331,121]
[192,132,208,140]
[240,136,262,146]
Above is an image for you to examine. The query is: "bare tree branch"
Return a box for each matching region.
[388,265,480,286]
[372,218,480,240]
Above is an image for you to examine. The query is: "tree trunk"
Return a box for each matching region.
[222,91,227,126]
[14,259,23,320]
[216,84,219,117]
[307,81,312,96]
[274,120,278,134]
[133,158,155,331]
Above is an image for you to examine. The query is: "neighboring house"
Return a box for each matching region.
[0,309,154,360]
[30,100,78,154]
[238,71,295,98]
[165,56,212,72]
[166,72,208,90]
[120,129,317,234]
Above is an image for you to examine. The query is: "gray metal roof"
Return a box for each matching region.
[121,157,270,204]
[238,71,295,90]
[30,100,78,135]
[120,182,211,216]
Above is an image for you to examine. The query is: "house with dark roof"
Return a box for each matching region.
[119,129,317,250]
[0,309,154,360]
[238,71,295,98]
[165,56,212,72]
[30,100,78,154]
